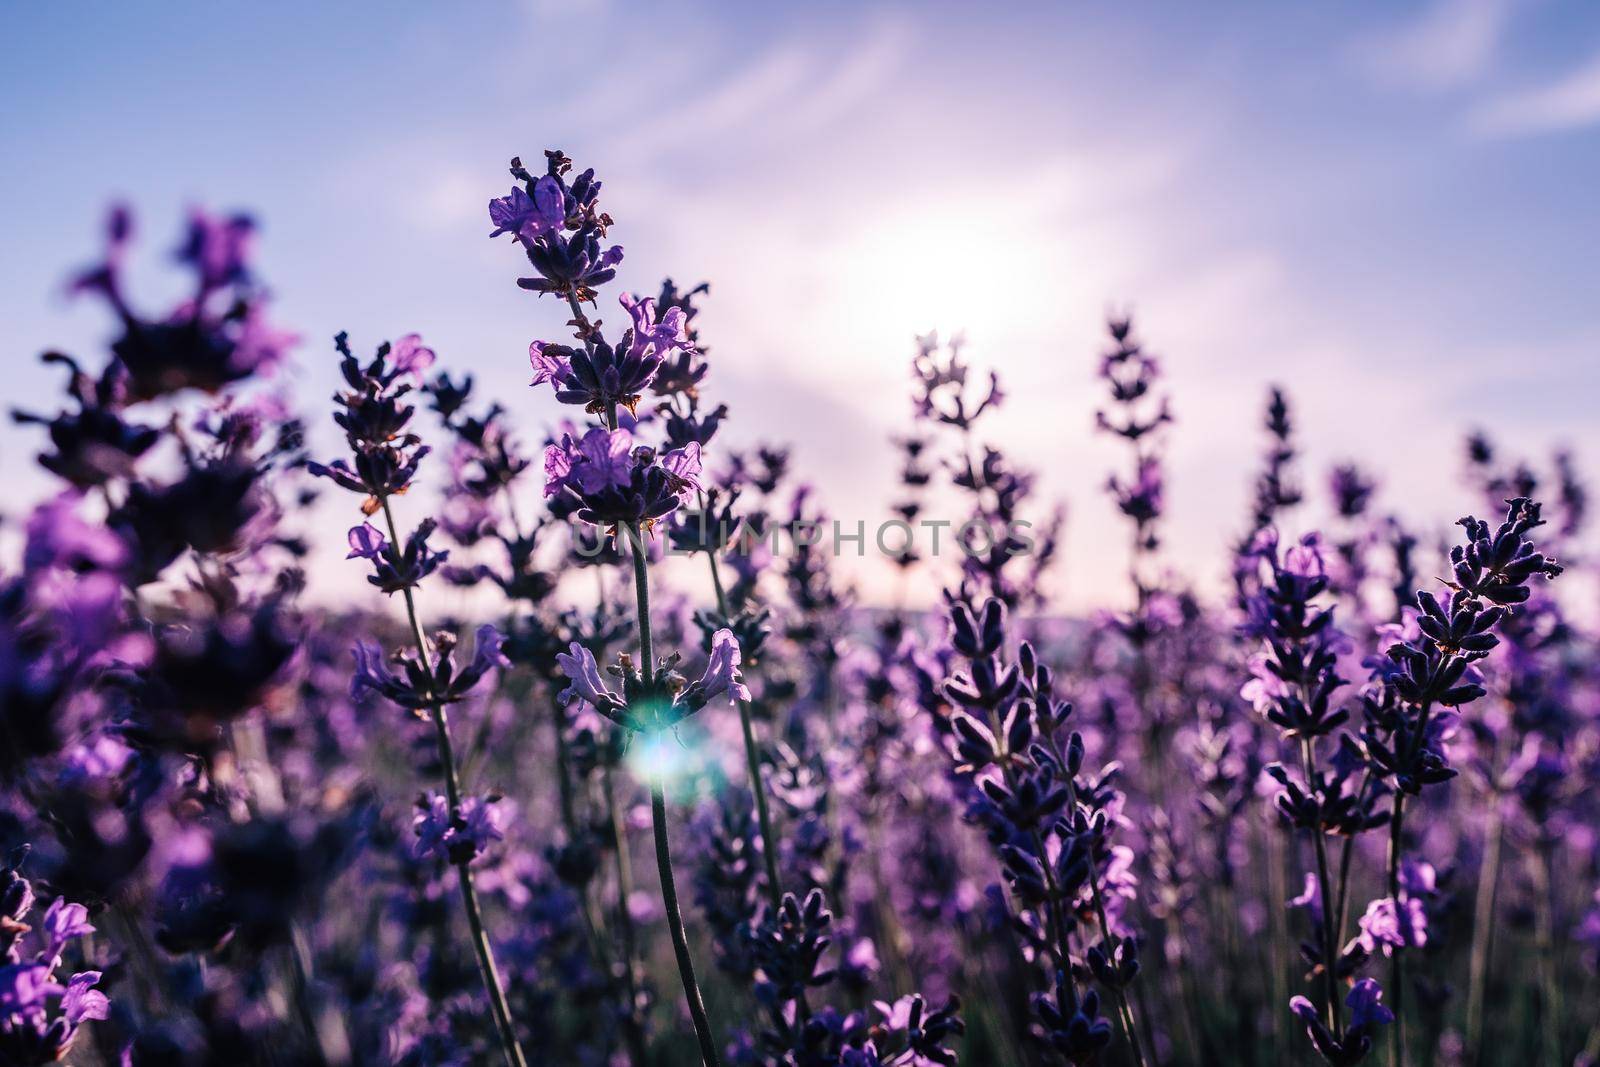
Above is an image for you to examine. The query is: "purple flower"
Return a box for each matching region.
[557,629,747,731]
[176,208,254,289]
[570,428,635,495]
[496,153,623,296]
[875,994,923,1033]
[413,793,506,865]
[61,971,109,1025]
[346,523,388,561]
[230,303,300,377]
[1330,464,1376,519]
[542,437,573,499]
[1398,858,1436,899]
[525,331,661,413]
[350,625,504,711]
[42,898,94,960]
[58,735,133,785]
[685,628,750,707]
[620,291,690,355]
[390,333,437,378]
[1282,531,1327,579]
[349,640,398,701]
[839,938,880,988]
[1291,979,1392,1063]
[662,441,703,495]
[347,519,448,595]
[1345,978,1394,1030]
[0,962,59,1014]
[1288,873,1323,921]
[545,428,701,527]
[464,624,509,679]
[528,340,572,388]
[488,176,565,241]
[1107,455,1164,525]
[1356,895,1427,956]
[24,494,129,577]
[554,642,623,715]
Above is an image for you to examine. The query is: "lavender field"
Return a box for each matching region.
[5,7,1600,1067]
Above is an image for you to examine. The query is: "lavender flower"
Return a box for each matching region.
[0,851,109,1063]
[346,519,449,595]
[1290,979,1393,1066]
[350,623,508,712]
[413,793,507,865]
[554,627,748,731]
[68,204,295,401]
[495,151,623,301]
[544,427,701,527]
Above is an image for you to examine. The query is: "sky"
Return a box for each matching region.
[2,0,1597,610]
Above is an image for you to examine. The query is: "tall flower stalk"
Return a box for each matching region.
[310,333,528,1067]
[497,149,735,1065]
[1358,497,1562,1066]
[1242,530,1386,1053]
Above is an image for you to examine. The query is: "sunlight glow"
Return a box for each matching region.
[822,194,1071,388]
[625,730,698,787]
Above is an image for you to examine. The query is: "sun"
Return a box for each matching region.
[830,195,1061,368]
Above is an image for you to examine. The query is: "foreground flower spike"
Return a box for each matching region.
[314,332,527,1067]
[498,147,724,1067]
[1359,496,1561,1066]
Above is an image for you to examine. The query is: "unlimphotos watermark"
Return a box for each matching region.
[572,514,1035,560]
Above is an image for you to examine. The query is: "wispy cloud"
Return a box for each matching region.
[599,14,912,164]
[1353,0,1517,91]
[1467,47,1600,135]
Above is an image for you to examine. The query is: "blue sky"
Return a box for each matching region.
[3,1,1597,606]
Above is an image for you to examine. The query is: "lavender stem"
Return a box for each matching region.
[624,520,721,1067]
[1386,792,1406,1067]
[1464,792,1503,1063]
[381,497,528,1067]
[705,548,784,911]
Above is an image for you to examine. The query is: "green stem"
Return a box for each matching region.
[1387,693,1440,1067]
[1332,770,1372,954]
[624,521,721,1067]
[603,761,651,1065]
[1267,821,1290,1060]
[1464,795,1503,1063]
[381,498,528,1067]
[705,549,783,911]
[1530,840,1562,1067]
[653,783,721,1067]
[1386,792,1406,1067]
[1300,737,1342,1034]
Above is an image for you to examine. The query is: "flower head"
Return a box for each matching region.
[488,176,565,241]
[544,428,701,527]
[1356,895,1427,956]
[1345,978,1393,1030]
[413,793,506,865]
